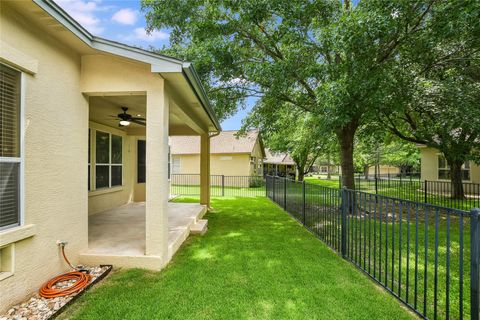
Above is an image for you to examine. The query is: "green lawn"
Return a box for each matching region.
[61,197,413,320]
[171,184,265,197]
[303,177,479,211]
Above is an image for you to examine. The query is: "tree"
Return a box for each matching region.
[244,106,323,181]
[142,0,437,189]
[354,130,420,178]
[381,1,480,198]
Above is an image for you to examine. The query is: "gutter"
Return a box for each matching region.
[182,63,222,132]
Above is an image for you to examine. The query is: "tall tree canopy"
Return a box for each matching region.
[380,0,480,198]
[142,0,440,189]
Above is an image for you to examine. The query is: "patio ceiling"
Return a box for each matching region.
[89,94,204,135]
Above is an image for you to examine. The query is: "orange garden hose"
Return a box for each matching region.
[39,245,92,298]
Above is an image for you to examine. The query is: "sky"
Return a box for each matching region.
[56,0,250,131]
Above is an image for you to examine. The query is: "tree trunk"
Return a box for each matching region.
[449,160,465,199]
[327,153,331,180]
[297,170,305,182]
[336,120,358,190]
[363,165,369,180]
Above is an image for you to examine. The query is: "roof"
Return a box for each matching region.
[31,0,220,131]
[170,130,263,155]
[264,149,295,165]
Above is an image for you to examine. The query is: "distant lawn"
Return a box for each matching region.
[304,176,340,188]
[61,197,412,320]
[303,176,478,211]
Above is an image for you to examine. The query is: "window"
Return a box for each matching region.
[437,155,470,181]
[1,64,22,230]
[172,156,181,174]
[95,131,122,189]
[137,140,146,183]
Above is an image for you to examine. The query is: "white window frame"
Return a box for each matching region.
[93,130,123,190]
[436,154,471,182]
[0,65,25,231]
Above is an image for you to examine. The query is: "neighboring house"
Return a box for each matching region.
[264,149,297,179]
[0,0,220,312]
[169,130,265,178]
[367,165,401,176]
[420,147,480,184]
[316,163,340,175]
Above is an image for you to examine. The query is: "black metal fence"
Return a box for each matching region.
[339,175,480,212]
[267,175,480,320]
[170,174,265,197]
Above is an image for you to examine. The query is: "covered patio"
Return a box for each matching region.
[80,51,220,269]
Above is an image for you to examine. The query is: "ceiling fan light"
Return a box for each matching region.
[119,120,131,126]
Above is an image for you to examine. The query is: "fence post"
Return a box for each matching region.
[302,180,306,225]
[273,176,276,202]
[221,175,225,197]
[341,187,347,258]
[284,177,287,210]
[471,208,480,320]
[424,180,428,204]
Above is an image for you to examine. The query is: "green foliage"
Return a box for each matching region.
[249,175,265,188]
[244,105,327,179]
[142,0,479,189]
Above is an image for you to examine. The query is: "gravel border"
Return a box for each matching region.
[1,265,112,320]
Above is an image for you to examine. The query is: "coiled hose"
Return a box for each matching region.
[39,244,91,298]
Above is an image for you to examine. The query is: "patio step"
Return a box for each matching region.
[191,219,208,235]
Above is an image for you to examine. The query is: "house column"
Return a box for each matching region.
[145,87,169,258]
[200,133,210,207]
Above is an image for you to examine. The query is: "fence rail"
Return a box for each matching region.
[170,174,265,197]
[267,175,480,320]
[338,175,480,212]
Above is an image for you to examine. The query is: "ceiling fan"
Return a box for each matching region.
[110,107,146,127]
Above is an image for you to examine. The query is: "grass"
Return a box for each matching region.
[60,197,413,320]
[303,176,479,212]
[272,186,472,319]
[171,184,265,197]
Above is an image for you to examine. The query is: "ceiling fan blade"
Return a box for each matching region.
[131,119,146,126]
[131,117,146,121]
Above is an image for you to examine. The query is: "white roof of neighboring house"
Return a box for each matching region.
[170,130,264,155]
[264,149,295,165]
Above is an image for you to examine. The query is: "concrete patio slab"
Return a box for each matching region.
[79,202,206,269]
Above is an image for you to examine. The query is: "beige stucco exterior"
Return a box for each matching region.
[172,137,264,177]
[0,0,219,312]
[420,147,480,183]
[0,3,89,311]
[368,165,401,176]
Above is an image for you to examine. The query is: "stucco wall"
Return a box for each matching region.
[421,147,480,183]
[368,165,401,175]
[0,5,88,311]
[174,153,251,176]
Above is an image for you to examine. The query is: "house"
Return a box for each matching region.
[263,149,296,179]
[169,130,265,179]
[315,162,340,175]
[0,0,220,312]
[367,165,401,176]
[420,147,480,184]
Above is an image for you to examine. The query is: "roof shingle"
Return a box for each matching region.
[170,130,261,155]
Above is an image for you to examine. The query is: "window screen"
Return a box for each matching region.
[0,64,21,229]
